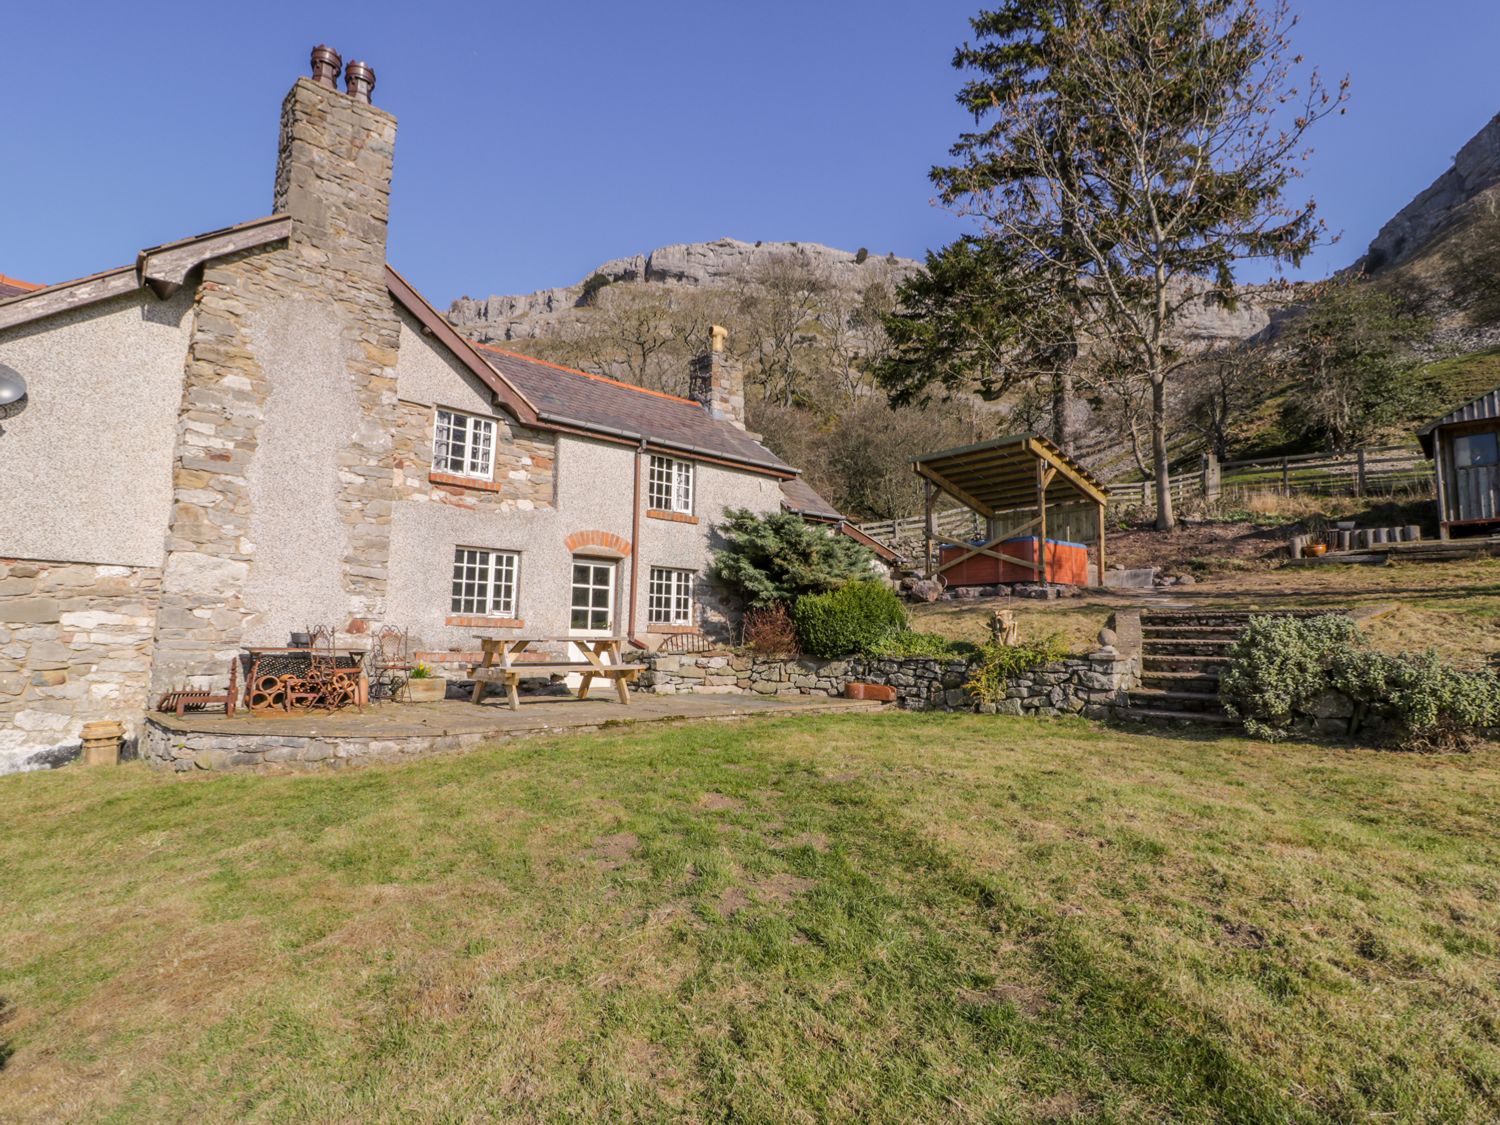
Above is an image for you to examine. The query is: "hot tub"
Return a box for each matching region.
[939,536,1090,587]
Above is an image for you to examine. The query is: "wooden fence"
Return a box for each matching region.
[858,443,1437,549]
[1105,445,1433,510]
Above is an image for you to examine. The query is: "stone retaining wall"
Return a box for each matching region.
[637,647,1137,717]
[1,558,160,772]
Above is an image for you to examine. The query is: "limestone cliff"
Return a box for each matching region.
[449,238,918,343]
[1355,110,1500,275]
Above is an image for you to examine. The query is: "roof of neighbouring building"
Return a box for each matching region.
[1417,386,1500,456]
[0,273,42,300]
[779,476,843,521]
[777,478,904,563]
[470,342,793,474]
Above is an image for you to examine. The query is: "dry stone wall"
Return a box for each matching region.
[0,559,159,771]
[636,648,1136,717]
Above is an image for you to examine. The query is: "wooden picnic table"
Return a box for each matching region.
[469,635,640,711]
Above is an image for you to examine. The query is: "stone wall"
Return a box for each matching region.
[392,399,556,513]
[151,77,401,694]
[636,647,1136,718]
[0,558,159,772]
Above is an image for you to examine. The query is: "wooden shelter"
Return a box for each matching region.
[1417,388,1500,538]
[914,434,1110,586]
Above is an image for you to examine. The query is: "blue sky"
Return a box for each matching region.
[4,1,1499,301]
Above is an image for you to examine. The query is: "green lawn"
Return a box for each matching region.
[3,714,1499,1122]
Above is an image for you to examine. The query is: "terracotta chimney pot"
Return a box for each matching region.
[345,60,376,104]
[310,45,342,89]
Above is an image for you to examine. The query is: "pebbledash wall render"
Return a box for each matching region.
[0,51,801,774]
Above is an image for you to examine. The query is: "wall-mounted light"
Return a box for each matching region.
[0,363,27,430]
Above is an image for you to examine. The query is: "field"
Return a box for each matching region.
[4,714,1500,1122]
[912,556,1500,668]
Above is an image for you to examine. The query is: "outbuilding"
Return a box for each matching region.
[1417,388,1500,538]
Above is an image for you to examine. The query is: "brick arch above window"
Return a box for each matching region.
[564,530,632,559]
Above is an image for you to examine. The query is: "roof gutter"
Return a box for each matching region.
[535,410,796,477]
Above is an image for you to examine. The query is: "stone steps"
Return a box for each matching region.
[1142,638,1237,656]
[1140,670,1223,694]
[1142,627,1245,639]
[1123,706,1241,727]
[1127,688,1225,714]
[1130,610,1247,729]
[1143,653,1232,674]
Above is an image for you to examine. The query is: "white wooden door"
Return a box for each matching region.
[567,559,617,686]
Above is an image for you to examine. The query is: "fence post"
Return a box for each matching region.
[1356,449,1367,497]
[1281,457,1290,496]
[1201,452,1221,501]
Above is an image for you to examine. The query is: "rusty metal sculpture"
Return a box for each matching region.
[244,626,364,713]
[282,625,362,712]
[156,657,238,717]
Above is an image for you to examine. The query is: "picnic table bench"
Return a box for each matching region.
[469,635,640,711]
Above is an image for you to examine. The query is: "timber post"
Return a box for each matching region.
[923,479,935,578]
[1096,501,1107,586]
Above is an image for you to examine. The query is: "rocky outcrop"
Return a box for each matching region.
[448,238,919,342]
[1356,110,1500,275]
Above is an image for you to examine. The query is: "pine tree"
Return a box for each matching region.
[934,0,1345,528]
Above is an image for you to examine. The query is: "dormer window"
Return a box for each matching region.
[648,454,693,514]
[433,408,495,479]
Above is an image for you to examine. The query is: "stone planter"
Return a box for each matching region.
[405,677,448,703]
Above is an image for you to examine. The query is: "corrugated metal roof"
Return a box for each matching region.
[1417,386,1500,456]
[1419,388,1500,434]
[474,343,794,474]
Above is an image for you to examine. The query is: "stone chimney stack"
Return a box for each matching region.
[689,325,746,429]
[273,45,396,280]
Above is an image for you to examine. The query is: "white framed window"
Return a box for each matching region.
[647,454,694,513]
[570,559,616,632]
[647,567,694,627]
[451,547,519,617]
[433,408,496,479]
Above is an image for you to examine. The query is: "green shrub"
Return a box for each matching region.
[965,634,1068,706]
[792,581,907,658]
[1330,648,1500,749]
[710,509,875,608]
[1219,614,1363,740]
[578,273,611,306]
[866,630,969,659]
[1221,613,1500,748]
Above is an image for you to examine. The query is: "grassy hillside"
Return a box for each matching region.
[4,714,1500,1121]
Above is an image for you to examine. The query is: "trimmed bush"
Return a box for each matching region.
[1219,614,1363,740]
[792,581,908,658]
[1221,613,1500,749]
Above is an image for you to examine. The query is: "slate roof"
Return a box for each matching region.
[472,342,794,474]
[0,273,41,300]
[779,476,843,520]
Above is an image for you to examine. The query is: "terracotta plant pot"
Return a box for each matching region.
[1308,543,1328,557]
[405,677,447,703]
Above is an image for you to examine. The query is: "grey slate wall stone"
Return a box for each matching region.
[636,648,1137,716]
